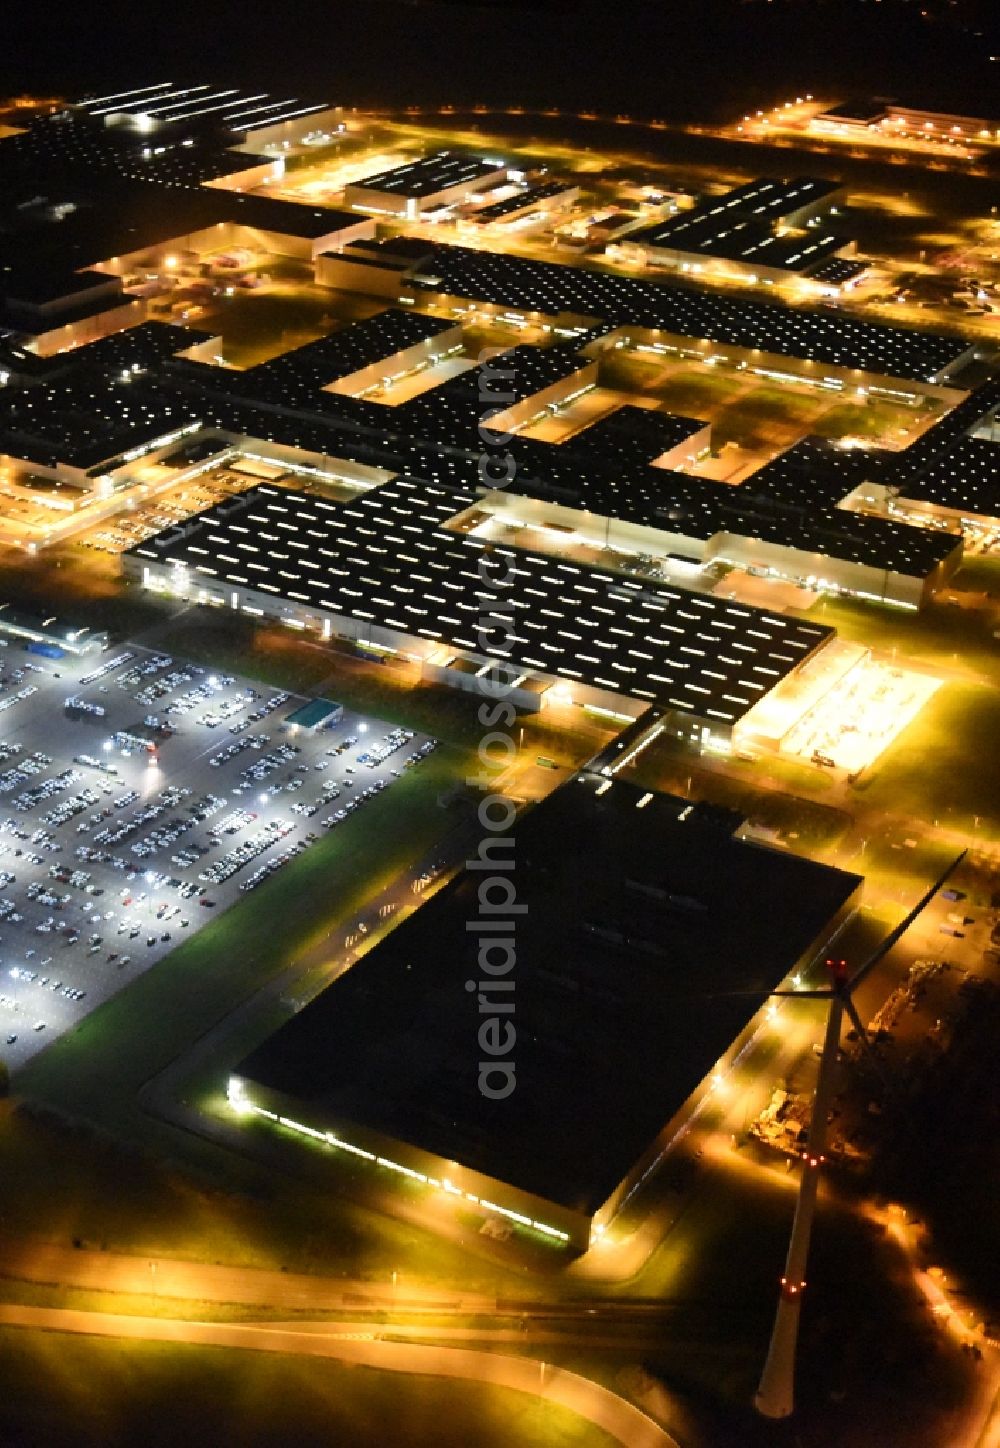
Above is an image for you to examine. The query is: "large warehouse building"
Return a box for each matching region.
[0,89,987,609]
[124,477,836,745]
[230,775,863,1249]
[613,176,862,289]
[344,150,509,219]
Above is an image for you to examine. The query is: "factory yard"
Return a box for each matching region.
[600,350,945,456]
[71,457,370,558]
[512,385,629,443]
[256,148,414,206]
[75,463,272,556]
[780,654,940,774]
[342,353,476,405]
[0,460,268,555]
[0,642,435,1070]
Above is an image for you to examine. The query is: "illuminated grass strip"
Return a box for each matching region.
[228,1078,570,1244]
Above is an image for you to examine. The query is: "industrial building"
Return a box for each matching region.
[468,180,581,228]
[813,99,999,143]
[343,151,509,218]
[124,477,836,744]
[0,603,109,653]
[0,87,986,611]
[230,774,863,1249]
[613,177,861,288]
[0,293,970,608]
[399,243,972,384]
[486,473,962,610]
[0,82,358,352]
[0,366,205,481]
[283,697,343,732]
[617,216,853,287]
[68,80,342,144]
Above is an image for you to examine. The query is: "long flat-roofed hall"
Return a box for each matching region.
[232,775,863,1248]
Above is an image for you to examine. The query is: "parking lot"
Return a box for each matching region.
[0,641,437,1069]
[77,464,261,556]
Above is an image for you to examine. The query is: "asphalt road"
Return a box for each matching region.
[0,1239,495,1314]
[0,1302,678,1448]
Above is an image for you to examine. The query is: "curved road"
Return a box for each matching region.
[0,1303,678,1448]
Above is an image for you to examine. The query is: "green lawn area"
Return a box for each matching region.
[198,287,386,368]
[710,383,820,449]
[950,553,1000,596]
[649,367,744,417]
[138,609,362,695]
[0,551,165,640]
[808,593,1000,675]
[594,357,925,452]
[859,679,1000,838]
[1,741,532,1289]
[0,1331,611,1448]
[811,398,928,443]
[727,747,838,796]
[596,358,739,417]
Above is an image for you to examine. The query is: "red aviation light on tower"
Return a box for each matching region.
[825,956,849,988]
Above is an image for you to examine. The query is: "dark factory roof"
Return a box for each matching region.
[403,243,969,382]
[130,478,834,722]
[234,307,457,393]
[898,435,1000,516]
[806,257,869,287]
[237,775,862,1216]
[623,176,845,274]
[0,372,201,470]
[347,150,506,200]
[473,180,578,222]
[624,212,848,274]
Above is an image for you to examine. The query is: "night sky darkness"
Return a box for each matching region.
[4,1,999,119]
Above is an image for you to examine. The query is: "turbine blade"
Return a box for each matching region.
[842,990,891,1091]
[693,986,832,1002]
[848,851,966,991]
[771,989,834,999]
